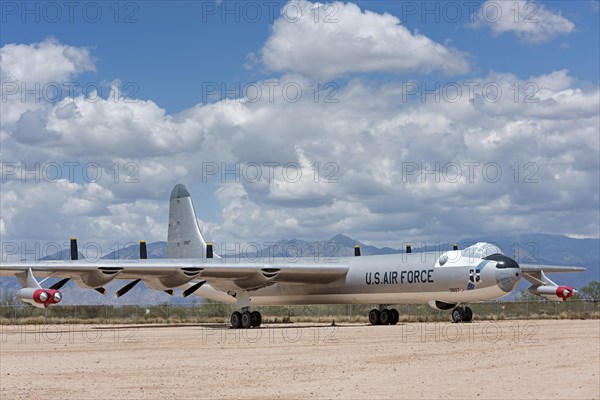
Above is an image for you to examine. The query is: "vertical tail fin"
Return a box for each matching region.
[167,184,215,259]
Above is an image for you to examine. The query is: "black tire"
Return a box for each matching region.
[380,309,391,325]
[251,311,262,327]
[451,307,464,323]
[231,311,242,329]
[241,311,253,329]
[390,308,399,325]
[463,306,473,322]
[368,309,381,325]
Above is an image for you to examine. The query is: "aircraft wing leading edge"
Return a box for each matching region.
[519,264,586,273]
[0,261,350,292]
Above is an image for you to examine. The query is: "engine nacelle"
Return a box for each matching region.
[16,288,62,308]
[428,300,457,311]
[529,285,576,301]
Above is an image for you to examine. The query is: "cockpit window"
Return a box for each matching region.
[461,242,503,260]
[484,253,520,269]
[437,254,448,266]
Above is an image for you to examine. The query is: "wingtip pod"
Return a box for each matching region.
[556,285,576,301]
[16,287,62,308]
[530,285,577,301]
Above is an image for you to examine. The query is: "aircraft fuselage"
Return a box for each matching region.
[198,250,521,306]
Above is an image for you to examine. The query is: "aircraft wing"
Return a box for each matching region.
[520,263,585,285]
[0,260,349,292]
[519,264,586,273]
[198,264,348,291]
[518,264,585,300]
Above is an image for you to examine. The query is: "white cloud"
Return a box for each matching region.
[471,0,575,44]
[1,39,599,257]
[0,39,96,131]
[260,0,469,79]
[0,38,95,84]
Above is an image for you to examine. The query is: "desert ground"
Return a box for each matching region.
[1,320,598,399]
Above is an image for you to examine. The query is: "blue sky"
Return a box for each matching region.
[2,1,598,113]
[1,1,599,255]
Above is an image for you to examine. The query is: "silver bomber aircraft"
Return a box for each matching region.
[0,184,585,328]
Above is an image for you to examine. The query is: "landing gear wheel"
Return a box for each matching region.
[463,306,473,322]
[390,308,399,325]
[231,311,242,329]
[241,311,253,329]
[380,309,391,325]
[451,306,464,323]
[251,311,262,327]
[368,309,381,325]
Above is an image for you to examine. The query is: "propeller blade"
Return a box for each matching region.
[182,281,206,298]
[206,242,213,259]
[354,245,361,257]
[70,237,78,260]
[116,279,141,298]
[50,278,70,290]
[164,289,174,296]
[94,287,106,295]
[139,241,147,259]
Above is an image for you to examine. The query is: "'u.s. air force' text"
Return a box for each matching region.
[366,269,434,285]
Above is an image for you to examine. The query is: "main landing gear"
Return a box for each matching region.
[229,291,262,329]
[451,306,473,323]
[230,310,262,329]
[368,308,399,325]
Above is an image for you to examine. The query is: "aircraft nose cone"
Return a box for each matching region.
[485,254,521,292]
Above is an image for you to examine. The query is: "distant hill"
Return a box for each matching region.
[102,241,168,260]
[245,234,400,259]
[2,234,598,305]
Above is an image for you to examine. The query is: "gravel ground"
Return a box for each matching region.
[1,319,598,399]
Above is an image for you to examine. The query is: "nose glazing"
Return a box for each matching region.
[484,253,520,269]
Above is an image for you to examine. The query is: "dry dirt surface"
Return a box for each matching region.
[1,319,598,399]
